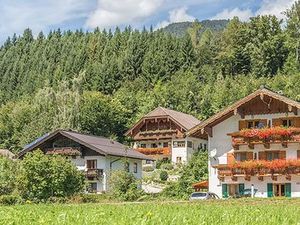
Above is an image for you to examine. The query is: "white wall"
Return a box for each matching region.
[70,155,143,193]
[208,112,300,197]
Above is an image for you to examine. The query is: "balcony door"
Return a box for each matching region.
[87,160,97,169]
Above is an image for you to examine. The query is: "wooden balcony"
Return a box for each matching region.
[215,159,300,181]
[85,169,103,179]
[229,127,300,150]
[45,147,81,156]
[136,147,171,155]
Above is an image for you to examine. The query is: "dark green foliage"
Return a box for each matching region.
[159,170,169,181]
[108,170,143,201]
[0,194,22,205]
[0,157,18,195]
[17,150,85,202]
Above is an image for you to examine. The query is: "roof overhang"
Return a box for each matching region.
[187,88,300,138]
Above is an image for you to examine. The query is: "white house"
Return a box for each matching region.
[126,107,207,164]
[18,130,148,193]
[188,87,300,198]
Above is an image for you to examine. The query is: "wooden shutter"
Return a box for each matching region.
[297,150,300,159]
[247,152,253,161]
[279,151,286,160]
[222,184,228,198]
[285,183,291,197]
[272,118,282,127]
[239,120,247,130]
[267,183,273,197]
[292,117,300,127]
[227,152,235,165]
[258,151,266,160]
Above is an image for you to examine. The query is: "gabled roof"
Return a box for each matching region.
[187,87,300,137]
[19,130,149,160]
[126,107,201,136]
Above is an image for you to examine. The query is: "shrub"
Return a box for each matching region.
[108,170,143,201]
[156,158,171,169]
[143,165,154,172]
[0,157,18,195]
[161,163,173,170]
[0,195,22,205]
[17,150,85,202]
[160,170,169,181]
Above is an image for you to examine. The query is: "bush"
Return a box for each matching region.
[17,150,85,202]
[161,163,173,170]
[159,170,169,181]
[156,158,171,169]
[108,170,143,201]
[143,165,154,172]
[0,195,22,205]
[0,157,18,195]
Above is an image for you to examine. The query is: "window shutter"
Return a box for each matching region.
[292,117,300,127]
[297,150,300,159]
[272,118,282,127]
[239,120,247,130]
[222,184,228,198]
[227,153,235,165]
[279,151,286,160]
[238,183,245,196]
[258,151,266,160]
[246,152,253,161]
[267,183,273,197]
[285,183,291,197]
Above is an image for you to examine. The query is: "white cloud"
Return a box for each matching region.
[85,0,163,29]
[0,0,91,40]
[155,7,195,29]
[256,0,295,20]
[211,8,253,22]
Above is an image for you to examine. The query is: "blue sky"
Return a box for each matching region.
[0,0,295,42]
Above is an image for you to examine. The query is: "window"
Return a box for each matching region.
[151,143,158,148]
[140,143,146,148]
[163,142,169,147]
[282,119,292,127]
[247,120,265,129]
[267,152,279,161]
[87,160,97,169]
[125,162,130,172]
[133,163,138,173]
[145,159,152,164]
[187,141,193,148]
[88,183,97,193]
[176,157,182,164]
[173,141,185,148]
[204,144,207,150]
[199,143,203,149]
[235,152,247,162]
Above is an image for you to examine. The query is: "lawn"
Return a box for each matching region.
[1,199,300,225]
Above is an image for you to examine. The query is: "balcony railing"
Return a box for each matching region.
[46,147,81,156]
[229,127,300,149]
[136,147,171,155]
[85,169,103,179]
[215,159,300,181]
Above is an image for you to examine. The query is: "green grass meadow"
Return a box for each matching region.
[1,199,300,225]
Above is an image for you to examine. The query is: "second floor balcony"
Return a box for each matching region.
[85,169,103,180]
[229,127,300,149]
[216,159,300,181]
[136,147,171,155]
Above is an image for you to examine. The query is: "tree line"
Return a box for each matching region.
[1,1,300,152]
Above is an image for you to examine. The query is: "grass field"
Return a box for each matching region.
[1,199,300,225]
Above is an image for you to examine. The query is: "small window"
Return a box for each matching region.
[87,160,97,169]
[267,152,279,161]
[235,152,247,162]
[187,141,193,148]
[204,144,207,150]
[151,143,158,148]
[199,143,203,149]
[145,160,152,164]
[88,183,97,193]
[282,119,292,127]
[173,141,185,148]
[176,157,182,164]
[133,163,138,173]
[140,143,146,148]
[163,142,169,147]
[125,162,130,172]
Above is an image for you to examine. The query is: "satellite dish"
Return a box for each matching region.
[210,149,217,159]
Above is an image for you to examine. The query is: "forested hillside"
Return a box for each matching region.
[161,19,229,37]
[1,2,300,152]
